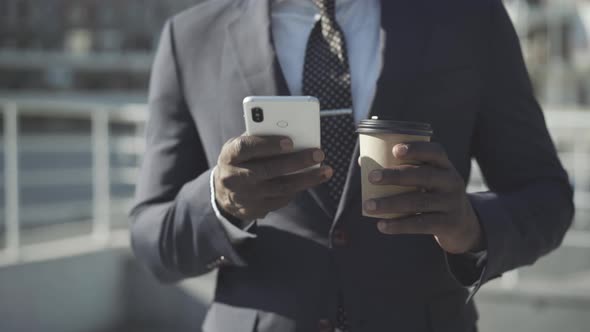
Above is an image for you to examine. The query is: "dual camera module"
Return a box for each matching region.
[251,107,264,123]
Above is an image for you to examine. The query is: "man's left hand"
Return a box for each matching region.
[363,142,484,254]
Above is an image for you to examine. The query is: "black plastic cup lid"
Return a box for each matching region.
[356,117,433,136]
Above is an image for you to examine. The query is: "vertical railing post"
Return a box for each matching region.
[135,117,146,163]
[92,109,111,244]
[4,103,20,260]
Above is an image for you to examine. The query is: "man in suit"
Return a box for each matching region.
[130,0,574,331]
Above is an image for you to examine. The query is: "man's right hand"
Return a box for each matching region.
[214,135,333,221]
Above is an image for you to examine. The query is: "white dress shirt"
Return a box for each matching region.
[212,0,383,242]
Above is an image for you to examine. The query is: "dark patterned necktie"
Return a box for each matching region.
[302,0,357,212]
[302,0,354,331]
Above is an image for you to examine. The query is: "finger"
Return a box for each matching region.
[393,142,452,169]
[243,148,325,180]
[261,166,333,197]
[221,135,294,165]
[376,213,445,235]
[263,196,293,212]
[369,165,457,191]
[363,191,454,215]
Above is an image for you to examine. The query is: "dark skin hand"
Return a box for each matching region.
[215,135,333,221]
[363,142,484,254]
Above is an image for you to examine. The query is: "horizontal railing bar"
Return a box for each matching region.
[0,199,134,228]
[0,100,147,122]
[0,135,145,154]
[0,229,130,268]
[0,98,585,127]
[544,110,590,127]
[0,167,138,188]
[564,231,590,248]
[0,49,153,72]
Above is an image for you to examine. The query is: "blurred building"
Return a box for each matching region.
[1,0,590,103]
[0,0,197,91]
[506,0,590,105]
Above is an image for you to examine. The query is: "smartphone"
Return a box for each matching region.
[243,96,321,152]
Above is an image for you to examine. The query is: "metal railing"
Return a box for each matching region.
[0,100,589,270]
[0,99,146,265]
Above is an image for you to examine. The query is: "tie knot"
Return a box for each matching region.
[313,0,336,19]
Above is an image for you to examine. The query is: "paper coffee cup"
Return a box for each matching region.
[357,117,433,219]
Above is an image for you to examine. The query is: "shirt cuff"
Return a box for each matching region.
[210,166,257,244]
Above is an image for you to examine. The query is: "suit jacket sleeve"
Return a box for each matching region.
[129,20,248,283]
[464,0,574,290]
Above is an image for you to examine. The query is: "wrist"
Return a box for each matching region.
[464,207,485,253]
[212,166,250,229]
[215,197,250,229]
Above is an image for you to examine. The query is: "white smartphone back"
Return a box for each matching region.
[243,96,321,152]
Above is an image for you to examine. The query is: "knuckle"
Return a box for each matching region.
[415,213,427,226]
[257,162,273,179]
[229,191,245,204]
[219,169,253,189]
[236,167,256,182]
[386,168,401,183]
[237,207,249,218]
[423,167,435,188]
[219,178,232,190]
[416,195,431,211]
[218,172,235,189]
[221,137,241,163]
[233,137,248,154]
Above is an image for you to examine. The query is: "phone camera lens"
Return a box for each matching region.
[252,107,264,123]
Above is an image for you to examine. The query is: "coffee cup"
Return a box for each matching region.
[357,117,433,219]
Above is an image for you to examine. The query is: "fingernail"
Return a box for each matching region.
[377,221,387,232]
[369,170,382,182]
[280,138,293,152]
[321,166,333,179]
[364,200,377,212]
[313,150,325,163]
[394,144,408,157]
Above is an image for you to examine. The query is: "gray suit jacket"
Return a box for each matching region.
[130,0,574,331]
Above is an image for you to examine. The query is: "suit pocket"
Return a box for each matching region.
[427,289,478,332]
[202,302,258,332]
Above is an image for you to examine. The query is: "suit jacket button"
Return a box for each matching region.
[318,319,333,332]
[332,229,349,246]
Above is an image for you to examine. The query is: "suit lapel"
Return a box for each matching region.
[226,0,287,97]
[227,0,333,217]
[334,0,434,223]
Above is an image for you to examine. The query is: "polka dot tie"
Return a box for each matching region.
[302,0,357,210]
[302,1,354,331]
